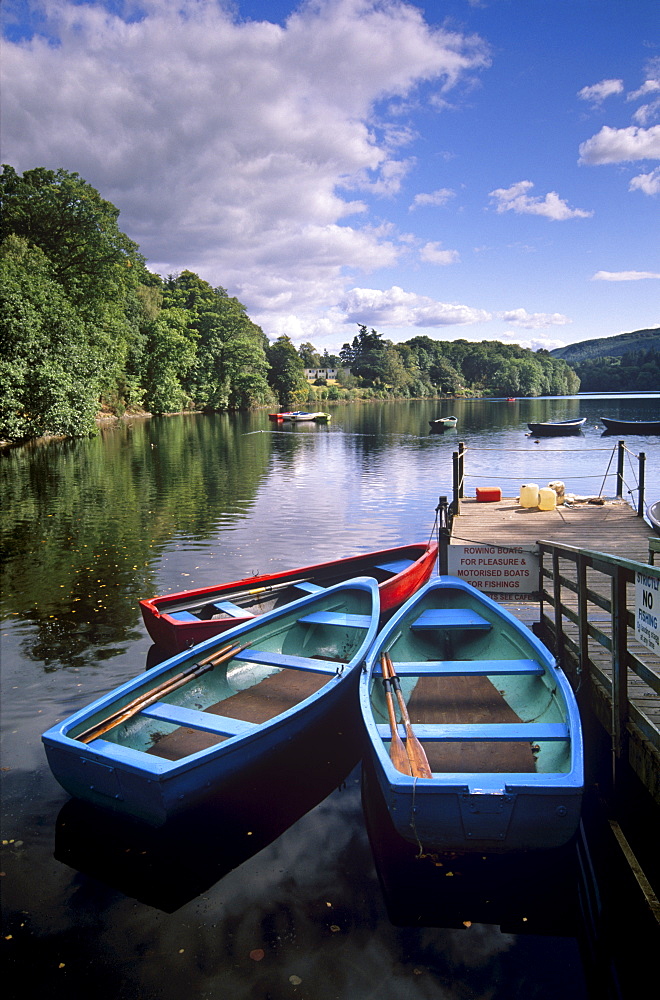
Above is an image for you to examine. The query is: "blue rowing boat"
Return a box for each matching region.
[43,577,380,825]
[359,576,583,853]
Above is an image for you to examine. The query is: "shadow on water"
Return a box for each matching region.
[53,678,365,913]
[360,758,659,999]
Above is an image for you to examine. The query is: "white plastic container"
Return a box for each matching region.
[520,483,540,508]
[539,486,557,510]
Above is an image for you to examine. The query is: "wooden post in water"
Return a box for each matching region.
[452,452,460,515]
[616,440,625,498]
[638,452,646,516]
[458,441,465,499]
[437,496,450,575]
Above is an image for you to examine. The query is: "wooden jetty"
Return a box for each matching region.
[448,493,660,920]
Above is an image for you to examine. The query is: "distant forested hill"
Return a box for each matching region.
[550,327,660,362]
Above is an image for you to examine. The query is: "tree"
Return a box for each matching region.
[298,343,322,367]
[0,235,100,439]
[266,336,309,408]
[0,165,144,308]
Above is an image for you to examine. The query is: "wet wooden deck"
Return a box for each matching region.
[450,496,653,562]
[450,496,660,806]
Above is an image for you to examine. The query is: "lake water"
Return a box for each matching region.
[2,394,658,999]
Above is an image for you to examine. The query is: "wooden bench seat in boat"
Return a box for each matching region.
[211,600,255,617]
[410,609,492,630]
[145,667,330,760]
[379,659,544,676]
[375,722,569,741]
[292,581,325,594]
[232,649,344,674]
[403,673,539,773]
[298,611,372,627]
[169,610,199,622]
[374,558,415,575]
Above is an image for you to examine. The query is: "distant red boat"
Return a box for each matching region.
[140,542,438,654]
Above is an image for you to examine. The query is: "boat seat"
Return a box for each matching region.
[168,610,199,622]
[232,648,343,675]
[379,659,543,677]
[293,581,325,594]
[376,722,569,741]
[211,600,254,617]
[298,611,372,628]
[411,609,491,630]
[141,702,258,737]
[374,558,414,575]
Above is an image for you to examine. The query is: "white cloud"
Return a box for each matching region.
[0,0,490,343]
[419,242,460,265]
[578,78,623,104]
[498,308,572,329]
[629,167,660,195]
[578,125,660,164]
[409,187,455,209]
[627,80,660,101]
[591,270,660,281]
[341,285,491,327]
[488,181,592,220]
[500,332,568,351]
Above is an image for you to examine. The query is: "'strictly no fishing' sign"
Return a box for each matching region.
[635,569,660,654]
[447,544,538,594]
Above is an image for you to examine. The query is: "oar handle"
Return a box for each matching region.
[77,642,245,744]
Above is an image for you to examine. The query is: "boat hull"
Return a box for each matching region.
[647,500,660,533]
[527,418,586,436]
[43,578,379,825]
[429,417,457,432]
[601,417,660,434]
[140,542,437,654]
[359,576,583,853]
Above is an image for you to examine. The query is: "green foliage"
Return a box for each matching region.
[266,336,309,408]
[0,236,100,439]
[551,327,660,363]
[572,350,660,391]
[0,164,145,308]
[0,166,275,439]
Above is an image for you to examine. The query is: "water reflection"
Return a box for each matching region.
[361,760,582,935]
[55,712,363,913]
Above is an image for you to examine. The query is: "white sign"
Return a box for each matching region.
[447,544,539,594]
[635,570,660,654]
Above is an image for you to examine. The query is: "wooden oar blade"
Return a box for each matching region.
[380,653,412,775]
[385,653,433,779]
[390,734,413,775]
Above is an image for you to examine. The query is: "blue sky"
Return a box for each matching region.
[2,0,659,354]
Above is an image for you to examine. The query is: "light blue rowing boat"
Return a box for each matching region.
[359,576,583,853]
[43,577,380,825]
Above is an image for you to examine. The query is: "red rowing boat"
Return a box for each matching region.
[140,542,438,654]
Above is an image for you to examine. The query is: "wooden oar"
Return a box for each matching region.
[166,577,318,615]
[380,653,411,775]
[77,642,245,744]
[385,652,433,779]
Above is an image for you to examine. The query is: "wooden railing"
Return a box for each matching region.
[536,540,660,807]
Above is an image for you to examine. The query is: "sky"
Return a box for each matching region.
[2,0,659,355]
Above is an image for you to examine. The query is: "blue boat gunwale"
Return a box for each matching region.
[359,575,584,792]
[42,576,380,780]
